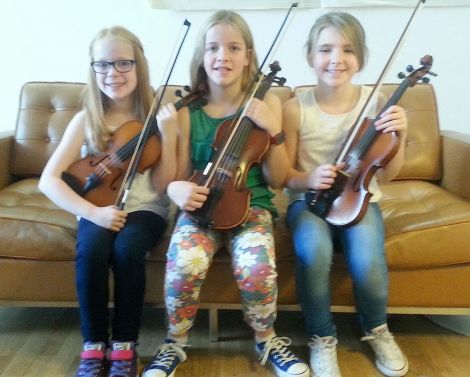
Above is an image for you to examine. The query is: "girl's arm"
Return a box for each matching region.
[151,103,179,195]
[374,103,408,183]
[245,92,290,188]
[38,111,127,231]
[283,97,311,190]
[166,107,210,211]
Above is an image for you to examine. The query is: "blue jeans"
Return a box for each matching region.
[76,210,166,343]
[287,200,388,337]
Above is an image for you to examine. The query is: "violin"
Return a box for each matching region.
[62,87,201,207]
[305,55,436,226]
[188,62,286,230]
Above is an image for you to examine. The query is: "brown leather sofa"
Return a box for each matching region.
[1,81,470,340]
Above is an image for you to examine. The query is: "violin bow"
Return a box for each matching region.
[337,0,426,164]
[115,19,191,209]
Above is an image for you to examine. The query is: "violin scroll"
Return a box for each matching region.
[397,55,437,85]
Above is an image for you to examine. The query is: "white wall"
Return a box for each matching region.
[2,0,470,135]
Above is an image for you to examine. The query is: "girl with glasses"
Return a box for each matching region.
[39,26,179,377]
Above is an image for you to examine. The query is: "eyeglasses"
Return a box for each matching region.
[90,60,135,74]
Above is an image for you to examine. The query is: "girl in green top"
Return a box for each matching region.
[143,10,310,377]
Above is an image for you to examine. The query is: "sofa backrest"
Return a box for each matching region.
[12,81,441,182]
[12,81,85,177]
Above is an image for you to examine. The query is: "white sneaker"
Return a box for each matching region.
[361,324,409,377]
[308,336,342,377]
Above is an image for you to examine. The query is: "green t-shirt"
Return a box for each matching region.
[189,104,276,215]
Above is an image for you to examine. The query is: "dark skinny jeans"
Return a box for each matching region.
[76,210,166,343]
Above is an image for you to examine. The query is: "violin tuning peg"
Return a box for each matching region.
[406,65,414,72]
[175,89,182,98]
[274,77,287,86]
[429,71,438,77]
[398,72,406,79]
[184,85,191,92]
[421,77,430,84]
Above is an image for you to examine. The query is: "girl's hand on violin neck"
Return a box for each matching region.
[245,98,282,136]
[375,105,408,136]
[156,103,179,138]
[90,206,127,232]
[309,163,344,190]
[167,181,210,211]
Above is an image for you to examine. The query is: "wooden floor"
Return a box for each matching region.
[0,306,469,377]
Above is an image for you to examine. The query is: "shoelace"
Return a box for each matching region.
[259,337,298,367]
[309,335,339,350]
[308,336,339,374]
[360,328,394,342]
[78,358,105,376]
[360,330,403,360]
[109,359,131,377]
[149,342,188,369]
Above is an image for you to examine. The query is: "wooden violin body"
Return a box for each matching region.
[189,119,270,230]
[306,119,399,226]
[62,120,160,207]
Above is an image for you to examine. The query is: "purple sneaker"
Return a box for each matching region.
[108,341,138,377]
[75,342,107,377]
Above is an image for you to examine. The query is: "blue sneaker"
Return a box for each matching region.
[256,336,310,377]
[142,339,188,377]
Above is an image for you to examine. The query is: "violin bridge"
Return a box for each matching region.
[99,163,112,175]
[216,167,233,178]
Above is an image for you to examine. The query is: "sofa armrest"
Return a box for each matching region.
[440,130,470,201]
[0,131,14,190]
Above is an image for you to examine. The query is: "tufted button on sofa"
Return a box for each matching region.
[1,81,470,339]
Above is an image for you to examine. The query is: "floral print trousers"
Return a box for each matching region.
[165,207,278,335]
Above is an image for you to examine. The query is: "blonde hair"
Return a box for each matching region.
[305,12,368,71]
[83,26,153,153]
[189,10,258,97]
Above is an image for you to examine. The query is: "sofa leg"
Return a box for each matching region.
[209,307,219,342]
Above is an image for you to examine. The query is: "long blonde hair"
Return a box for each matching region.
[190,10,259,98]
[305,12,368,71]
[83,26,153,153]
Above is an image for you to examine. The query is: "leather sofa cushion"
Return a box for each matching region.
[381,180,470,269]
[271,182,470,270]
[0,178,77,260]
[2,178,470,272]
